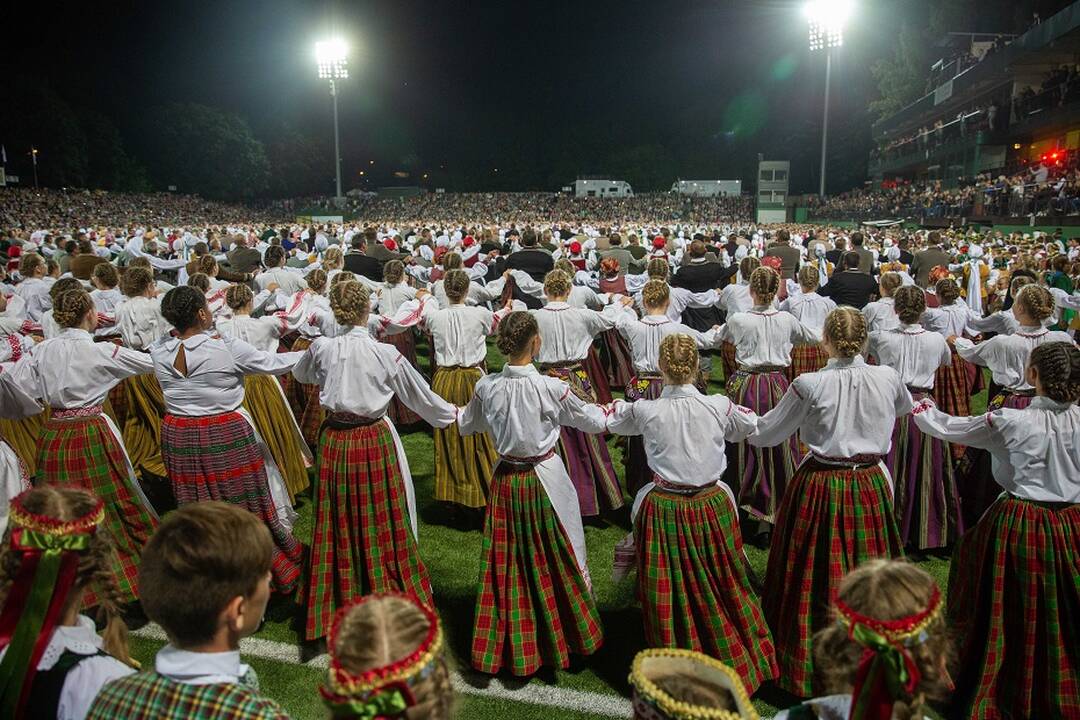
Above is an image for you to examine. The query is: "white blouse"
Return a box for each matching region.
[376,282,417,315]
[955,328,1076,391]
[256,267,308,295]
[215,315,282,354]
[150,333,301,416]
[861,297,899,333]
[912,397,1080,503]
[292,327,457,424]
[781,292,837,332]
[922,302,981,339]
[530,302,621,364]
[613,311,719,374]
[419,302,503,368]
[866,324,951,390]
[750,356,914,458]
[717,282,753,315]
[632,286,718,323]
[0,331,34,365]
[13,278,51,322]
[9,328,153,409]
[719,307,820,368]
[114,296,170,351]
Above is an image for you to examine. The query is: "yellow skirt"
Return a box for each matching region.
[432,366,496,508]
[242,374,312,502]
[0,412,48,477]
[120,373,168,478]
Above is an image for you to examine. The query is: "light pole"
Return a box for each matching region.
[315,38,348,201]
[805,0,852,197]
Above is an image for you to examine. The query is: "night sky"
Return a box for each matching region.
[3,1,918,193]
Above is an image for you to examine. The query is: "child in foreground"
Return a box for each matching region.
[87,502,290,720]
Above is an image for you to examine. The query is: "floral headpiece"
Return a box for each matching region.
[0,491,104,719]
[835,586,944,720]
[629,648,759,720]
[320,594,443,719]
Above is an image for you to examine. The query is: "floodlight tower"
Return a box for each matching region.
[315,38,348,200]
[805,0,852,197]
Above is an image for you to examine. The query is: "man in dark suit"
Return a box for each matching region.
[850,232,876,274]
[343,230,384,282]
[366,229,405,265]
[226,236,264,275]
[897,236,914,266]
[672,240,738,372]
[910,231,951,288]
[764,229,801,281]
[818,252,879,309]
[825,236,846,267]
[505,229,554,282]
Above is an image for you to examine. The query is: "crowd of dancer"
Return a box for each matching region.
[0,205,1078,720]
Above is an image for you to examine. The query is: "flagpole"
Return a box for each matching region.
[30,147,38,189]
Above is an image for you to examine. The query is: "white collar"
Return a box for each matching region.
[501,363,538,377]
[33,615,104,670]
[659,384,699,398]
[345,326,372,338]
[59,328,93,340]
[824,355,866,369]
[1029,396,1074,412]
[155,645,249,686]
[641,315,670,325]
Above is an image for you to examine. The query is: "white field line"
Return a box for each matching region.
[133,623,631,717]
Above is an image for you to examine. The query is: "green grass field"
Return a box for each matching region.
[129,342,982,719]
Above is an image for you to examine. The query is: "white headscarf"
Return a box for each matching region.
[965,244,984,314]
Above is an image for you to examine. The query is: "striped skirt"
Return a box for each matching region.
[623,375,665,497]
[0,413,46,478]
[382,331,424,426]
[947,496,1080,720]
[597,330,634,397]
[303,418,433,641]
[472,463,603,676]
[636,485,777,694]
[36,413,159,604]
[933,347,979,459]
[161,411,303,594]
[544,365,623,516]
[432,366,496,508]
[789,344,828,380]
[957,390,1034,529]
[581,345,614,404]
[886,392,963,550]
[119,373,167,479]
[763,457,904,697]
[287,337,324,448]
[242,374,311,503]
[727,369,803,523]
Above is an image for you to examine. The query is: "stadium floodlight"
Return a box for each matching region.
[315,38,349,200]
[804,0,852,197]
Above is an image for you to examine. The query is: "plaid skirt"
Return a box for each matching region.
[382,331,424,426]
[720,340,737,383]
[161,411,303,594]
[119,373,167,478]
[727,369,803,523]
[286,337,325,448]
[241,374,311,503]
[303,420,432,641]
[623,375,664,497]
[544,365,623,516]
[36,414,159,604]
[432,366,496,508]
[0,413,46,478]
[764,457,904,697]
[789,344,828,380]
[636,485,777,694]
[886,393,963,550]
[472,463,603,676]
[948,496,1080,720]
[933,348,979,459]
[581,345,614,404]
[597,330,634,397]
[107,383,129,430]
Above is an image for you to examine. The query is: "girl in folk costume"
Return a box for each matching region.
[217,284,313,504]
[150,285,303,594]
[88,263,123,340]
[629,649,760,720]
[0,310,41,479]
[748,307,909,697]
[456,311,606,676]
[862,271,903,334]
[194,253,231,293]
[531,269,629,517]
[773,560,951,720]
[0,373,38,534]
[277,267,331,447]
[0,488,137,720]
[951,284,1075,528]
[956,243,992,313]
[921,266,952,309]
[613,280,721,495]
[780,265,836,379]
[319,593,453,720]
[184,273,228,320]
[966,271,1040,337]
[375,260,424,427]
[607,334,777,694]
[911,342,1080,719]
[415,270,508,514]
[593,257,635,395]
[921,278,983,442]
[7,289,160,606]
[292,281,459,642]
[40,278,84,339]
[553,259,606,310]
[867,287,962,551]
[717,255,760,380]
[720,266,818,525]
[13,253,51,323]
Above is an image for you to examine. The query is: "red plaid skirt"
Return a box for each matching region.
[161,411,302,594]
[789,344,828,380]
[636,485,777,693]
[37,414,158,604]
[303,420,432,641]
[948,496,1080,719]
[472,464,603,676]
[933,347,979,459]
[764,457,903,697]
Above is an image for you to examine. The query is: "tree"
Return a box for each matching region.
[263,124,332,198]
[0,79,89,187]
[79,111,151,192]
[869,22,931,122]
[138,103,269,199]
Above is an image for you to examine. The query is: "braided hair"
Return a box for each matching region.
[1014,285,1055,324]
[329,280,371,328]
[935,278,960,306]
[893,286,926,325]
[52,289,94,328]
[878,272,902,297]
[383,260,405,286]
[641,279,670,310]
[798,264,820,291]
[1029,341,1080,403]
[306,268,328,294]
[646,257,669,280]
[121,267,155,298]
[186,272,210,293]
[659,333,699,385]
[824,307,868,358]
[48,277,84,304]
[92,262,120,289]
[443,269,471,304]
[225,283,254,311]
[543,269,572,299]
[739,255,760,281]
[161,285,209,332]
[197,254,218,276]
[496,311,538,357]
[748,266,780,305]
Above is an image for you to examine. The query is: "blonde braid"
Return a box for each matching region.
[749,266,780,305]
[52,289,94,328]
[646,258,669,280]
[330,281,371,327]
[543,269,572,299]
[658,333,699,384]
[225,283,253,311]
[824,306,867,358]
[641,280,670,310]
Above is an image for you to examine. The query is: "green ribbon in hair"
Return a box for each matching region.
[324,686,410,719]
